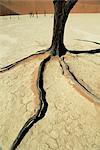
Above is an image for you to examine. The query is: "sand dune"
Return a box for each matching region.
[0,0,100,16]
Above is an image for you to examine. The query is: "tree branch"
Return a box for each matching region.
[64,0,78,14]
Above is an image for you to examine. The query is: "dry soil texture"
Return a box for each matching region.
[0,14,100,150]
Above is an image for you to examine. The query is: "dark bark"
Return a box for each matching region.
[0,49,49,73]
[76,39,100,45]
[10,56,51,150]
[69,49,100,54]
[50,0,78,56]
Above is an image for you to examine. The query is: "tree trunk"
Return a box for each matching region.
[50,0,78,56]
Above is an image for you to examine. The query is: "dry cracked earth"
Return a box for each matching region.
[0,50,100,150]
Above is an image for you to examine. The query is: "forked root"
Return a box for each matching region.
[59,57,100,104]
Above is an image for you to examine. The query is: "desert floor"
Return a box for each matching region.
[0,14,100,150]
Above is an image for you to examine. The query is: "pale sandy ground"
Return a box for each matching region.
[0,14,100,150]
[0,14,100,67]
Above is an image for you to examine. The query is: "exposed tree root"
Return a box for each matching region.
[1,0,100,149]
[59,57,100,104]
[68,48,100,54]
[1,47,100,73]
[68,38,100,55]
[1,48,99,150]
[1,46,100,150]
[76,39,100,45]
[10,55,51,150]
[1,47,99,73]
[0,49,50,73]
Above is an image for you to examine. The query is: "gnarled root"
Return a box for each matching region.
[59,57,100,104]
[10,55,51,150]
[0,49,50,73]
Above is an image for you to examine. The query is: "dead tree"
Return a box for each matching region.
[9,1,78,149]
[1,0,100,149]
[50,0,78,56]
